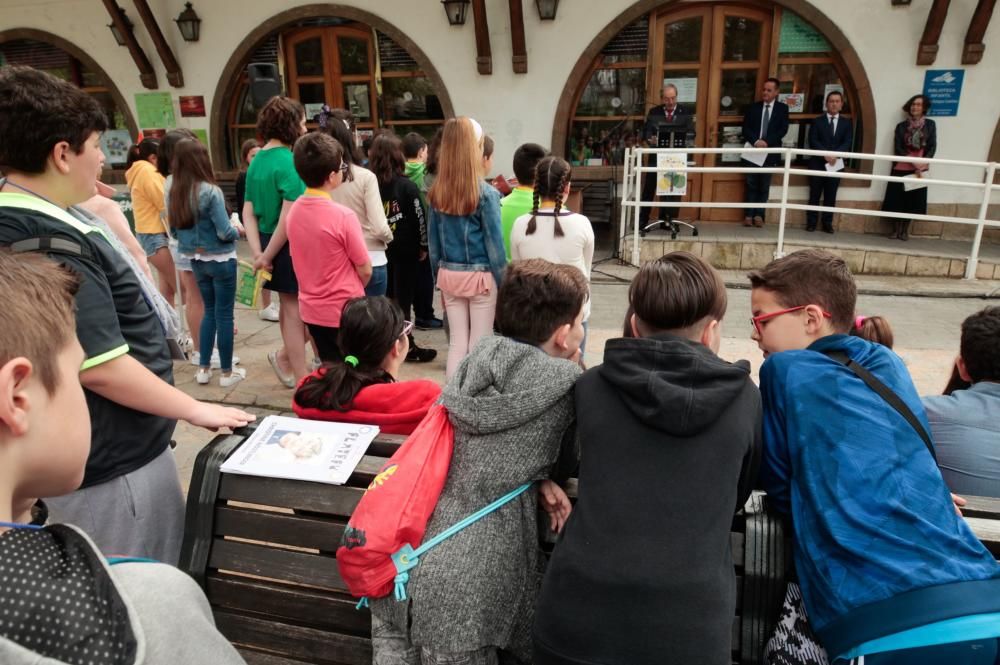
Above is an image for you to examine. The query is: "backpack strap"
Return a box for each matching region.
[824,350,936,461]
[8,235,94,262]
[106,556,158,566]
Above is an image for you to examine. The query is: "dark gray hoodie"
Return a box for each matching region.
[534,334,761,665]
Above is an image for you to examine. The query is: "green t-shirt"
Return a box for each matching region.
[244,146,305,234]
[499,186,534,260]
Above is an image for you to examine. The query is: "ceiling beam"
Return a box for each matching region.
[472,0,492,75]
[509,0,527,73]
[963,0,997,64]
[131,0,184,87]
[99,0,157,89]
[916,0,951,65]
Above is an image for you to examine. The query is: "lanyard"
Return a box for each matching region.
[0,521,43,531]
[0,178,64,209]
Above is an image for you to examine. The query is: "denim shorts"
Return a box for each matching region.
[137,232,168,257]
[170,242,192,272]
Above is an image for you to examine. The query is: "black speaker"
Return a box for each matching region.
[248,63,282,109]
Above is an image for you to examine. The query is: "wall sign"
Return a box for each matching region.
[922,69,964,117]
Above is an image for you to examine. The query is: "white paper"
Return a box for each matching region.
[656,152,688,196]
[221,415,379,485]
[741,142,768,167]
[903,172,929,191]
[825,158,845,172]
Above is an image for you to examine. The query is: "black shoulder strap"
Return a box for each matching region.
[824,350,936,461]
[8,235,94,262]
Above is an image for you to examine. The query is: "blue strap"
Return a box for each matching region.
[106,556,158,565]
[390,482,533,602]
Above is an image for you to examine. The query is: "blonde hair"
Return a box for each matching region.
[428,117,483,216]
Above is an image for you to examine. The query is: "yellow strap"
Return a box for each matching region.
[0,192,110,243]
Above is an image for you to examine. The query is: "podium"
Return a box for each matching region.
[641,119,698,239]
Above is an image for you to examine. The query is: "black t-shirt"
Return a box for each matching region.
[380,175,426,260]
[0,200,175,488]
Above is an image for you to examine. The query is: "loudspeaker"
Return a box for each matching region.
[248,63,282,109]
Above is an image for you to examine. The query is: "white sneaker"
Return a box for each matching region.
[310,357,322,371]
[195,368,212,385]
[190,351,241,369]
[258,302,280,322]
[219,367,246,388]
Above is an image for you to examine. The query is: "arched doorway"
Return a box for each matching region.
[554,0,875,222]
[0,29,138,168]
[212,5,454,171]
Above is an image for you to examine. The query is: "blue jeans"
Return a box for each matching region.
[191,259,237,371]
[366,264,388,297]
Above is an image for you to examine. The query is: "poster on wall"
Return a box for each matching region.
[667,77,698,104]
[779,93,804,113]
[100,130,132,166]
[824,84,844,102]
[923,69,964,117]
[179,96,206,117]
[135,92,176,129]
[192,129,209,146]
[655,153,688,196]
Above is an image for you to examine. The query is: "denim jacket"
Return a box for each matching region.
[428,181,506,287]
[169,182,239,255]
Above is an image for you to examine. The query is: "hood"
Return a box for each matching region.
[600,334,752,436]
[293,378,442,436]
[404,161,426,180]
[443,335,582,435]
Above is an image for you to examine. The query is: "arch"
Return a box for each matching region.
[0,28,139,140]
[551,0,876,179]
[210,4,456,170]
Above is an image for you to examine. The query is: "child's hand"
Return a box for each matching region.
[951,492,967,516]
[186,402,256,431]
[539,480,572,534]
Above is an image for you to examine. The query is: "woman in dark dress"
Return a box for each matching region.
[882,94,937,241]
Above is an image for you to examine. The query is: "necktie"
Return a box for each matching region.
[761,104,771,138]
[830,115,837,135]
[666,109,673,121]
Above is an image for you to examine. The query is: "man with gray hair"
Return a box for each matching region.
[640,83,691,231]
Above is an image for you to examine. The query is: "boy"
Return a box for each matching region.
[402,131,429,195]
[533,252,760,665]
[750,249,1000,664]
[402,131,442,330]
[0,66,254,564]
[923,306,1000,498]
[500,142,548,259]
[286,131,372,362]
[0,251,246,664]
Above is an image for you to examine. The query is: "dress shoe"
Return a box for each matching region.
[753,216,765,227]
[743,216,753,227]
[806,225,816,232]
[822,226,835,234]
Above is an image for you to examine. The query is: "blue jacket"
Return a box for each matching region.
[759,335,1000,658]
[170,183,239,256]
[428,181,507,288]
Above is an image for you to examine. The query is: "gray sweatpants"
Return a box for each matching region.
[45,447,186,565]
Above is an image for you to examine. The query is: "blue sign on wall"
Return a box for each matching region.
[922,69,964,117]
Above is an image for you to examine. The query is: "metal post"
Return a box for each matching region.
[965,162,997,280]
[775,149,793,259]
[632,150,643,266]
[619,147,632,262]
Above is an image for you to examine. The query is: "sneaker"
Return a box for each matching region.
[414,317,444,330]
[190,351,241,369]
[310,357,322,372]
[406,342,437,363]
[258,302,280,322]
[219,367,247,388]
[195,368,212,385]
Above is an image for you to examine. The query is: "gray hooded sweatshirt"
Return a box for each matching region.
[0,524,245,665]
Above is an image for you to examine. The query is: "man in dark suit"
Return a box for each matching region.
[639,83,691,230]
[741,77,789,227]
[806,90,853,234]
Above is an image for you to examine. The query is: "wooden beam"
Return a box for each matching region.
[100,0,157,89]
[472,0,492,75]
[917,0,951,65]
[132,0,184,87]
[963,0,997,64]
[509,0,527,74]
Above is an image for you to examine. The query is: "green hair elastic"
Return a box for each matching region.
[344,355,359,367]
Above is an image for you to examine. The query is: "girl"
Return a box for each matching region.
[293,296,441,434]
[851,314,895,348]
[882,94,937,241]
[324,114,394,297]
[428,117,507,378]
[243,96,309,387]
[125,138,173,302]
[167,139,244,387]
[510,156,595,354]
[367,132,436,363]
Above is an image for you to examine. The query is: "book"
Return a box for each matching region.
[235,260,272,308]
[220,416,379,485]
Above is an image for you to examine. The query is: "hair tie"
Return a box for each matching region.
[855,315,866,330]
[344,355,359,367]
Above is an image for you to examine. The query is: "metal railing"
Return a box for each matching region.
[620,146,1000,279]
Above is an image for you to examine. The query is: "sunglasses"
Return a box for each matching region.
[751,306,832,335]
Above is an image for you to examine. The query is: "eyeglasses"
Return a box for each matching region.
[338,162,350,174]
[400,320,414,338]
[750,306,832,335]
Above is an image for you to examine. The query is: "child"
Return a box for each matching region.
[293,296,441,434]
[500,143,548,259]
[533,251,760,665]
[402,131,429,194]
[750,249,1000,664]
[125,138,173,302]
[286,131,372,363]
[402,131,443,330]
[0,66,254,564]
[0,250,246,664]
[371,259,588,664]
[367,132,436,363]
[510,156,595,353]
[851,314,894,348]
[166,139,245,387]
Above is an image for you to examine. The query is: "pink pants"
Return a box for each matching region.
[439,272,498,379]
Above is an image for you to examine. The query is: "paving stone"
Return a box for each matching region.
[701,241,743,269]
[862,251,908,275]
[740,242,776,270]
[905,255,952,277]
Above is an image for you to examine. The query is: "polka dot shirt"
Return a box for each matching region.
[0,525,136,664]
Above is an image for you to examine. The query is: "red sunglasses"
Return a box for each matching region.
[751,305,832,335]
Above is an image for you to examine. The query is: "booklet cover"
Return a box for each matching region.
[221,416,379,485]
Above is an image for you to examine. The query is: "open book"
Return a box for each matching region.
[221,415,379,485]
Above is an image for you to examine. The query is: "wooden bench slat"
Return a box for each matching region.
[239,648,317,665]
[215,610,371,665]
[216,505,347,551]
[209,538,346,591]
[967,517,1000,558]
[207,575,370,635]
[963,495,1000,520]
[220,475,364,515]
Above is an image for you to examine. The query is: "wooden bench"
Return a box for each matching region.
[179,427,1000,665]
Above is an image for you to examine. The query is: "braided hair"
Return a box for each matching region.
[526,156,571,237]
